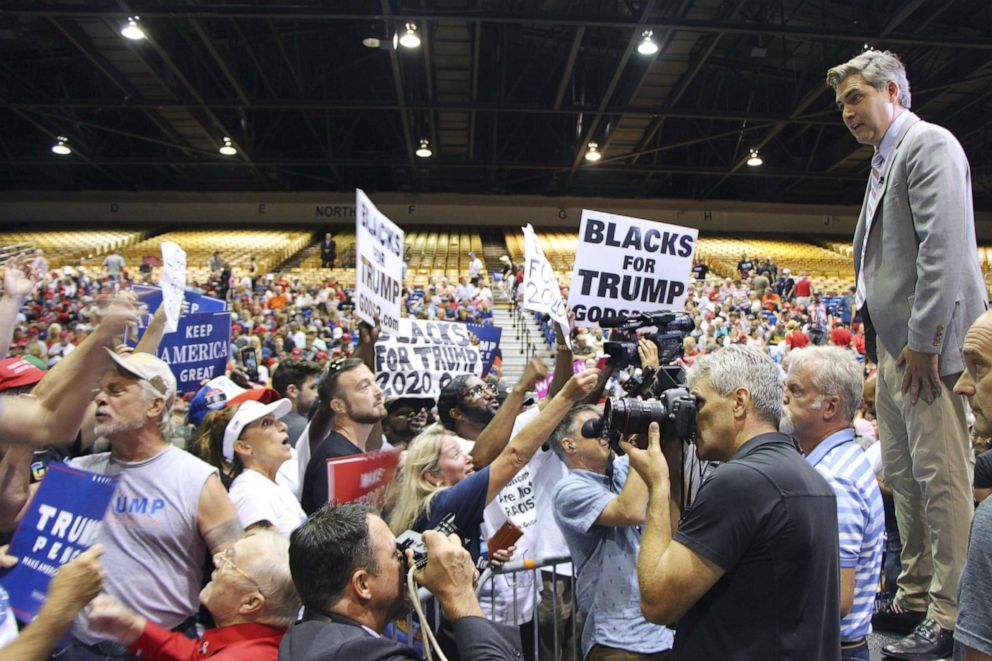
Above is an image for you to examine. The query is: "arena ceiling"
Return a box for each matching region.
[1,1,990,209]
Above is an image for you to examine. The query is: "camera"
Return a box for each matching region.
[584,388,697,454]
[395,513,458,569]
[601,311,694,369]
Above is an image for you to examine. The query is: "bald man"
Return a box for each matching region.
[951,309,992,660]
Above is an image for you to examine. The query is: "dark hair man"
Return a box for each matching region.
[383,396,435,450]
[785,346,884,660]
[272,359,322,447]
[950,309,992,660]
[435,358,547,470]
[300,359,386,514]
[320,233,336,269]
[550,402,673,659]
[827,49,987,659]
[624,345,840,660]
[279,503,522,660]
[88,529,301,661]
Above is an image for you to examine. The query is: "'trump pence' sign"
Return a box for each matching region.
[567,210,697,327]
[355,190,405,332]
[374,319,483,397]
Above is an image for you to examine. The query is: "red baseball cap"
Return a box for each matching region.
[0,357,46,392]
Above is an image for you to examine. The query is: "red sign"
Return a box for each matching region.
[326,448,403,508]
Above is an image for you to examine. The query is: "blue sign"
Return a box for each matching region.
[467,324,502,377]
[152,311,233,394]
[132,284,226,316]
[1,463,118,622]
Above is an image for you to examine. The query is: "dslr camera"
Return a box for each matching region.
[395,513,458,569]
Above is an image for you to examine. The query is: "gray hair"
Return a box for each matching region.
[549,404,601,465]
[826,50,912,109]
[243,529,303,627]
[787,346,864,423]
[137,378,174,438]
[687,345,784,426]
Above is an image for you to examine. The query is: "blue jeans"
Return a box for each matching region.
[841,641,870,661]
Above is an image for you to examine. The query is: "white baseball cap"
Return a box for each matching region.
[222,399,292,462]
[105,349,177,406]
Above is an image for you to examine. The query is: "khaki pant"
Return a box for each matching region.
[876,341,974,629]
[586,646,671,661]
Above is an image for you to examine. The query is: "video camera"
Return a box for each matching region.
[586,310,698,454]
[601,311,694,369]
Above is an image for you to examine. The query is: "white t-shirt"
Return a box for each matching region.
[228,469,306,537]
[0,587,18,649]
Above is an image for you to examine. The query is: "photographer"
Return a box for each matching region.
[624,345,840,660]
[278,503,522,660]
[550,339,674,660]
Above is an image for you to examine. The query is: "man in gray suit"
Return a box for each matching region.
[827,50,987,660]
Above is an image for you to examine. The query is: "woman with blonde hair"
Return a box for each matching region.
[387,369,599,560]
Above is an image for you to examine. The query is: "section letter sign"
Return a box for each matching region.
[1,463,117,622]
[355,189,405,332]
[374,319,483,397]
[567,210,697,327]
[326,449,403,509]
[521,224,571,347]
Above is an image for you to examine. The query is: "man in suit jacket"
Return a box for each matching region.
[279,503,522,661]
[321,233,337,268]
[828,50,987,660]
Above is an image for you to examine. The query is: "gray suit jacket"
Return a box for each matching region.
[852,112,987,376]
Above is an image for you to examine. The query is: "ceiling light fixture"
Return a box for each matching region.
[746,149,763,167]
[362,37,382,48]
[120,16,146,40]
[218,137,237,156]
[51,136,71,156]
[398,22,421,49]
[416,138,432,158]
[637,30,659,56]
[584,142,602,162]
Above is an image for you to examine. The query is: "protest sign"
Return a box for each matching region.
[159,242,187,333]
[128,310,232,394]
[567,210,697,328]
[374,319,483,397]
[1,463,117,622]
[355,190,405,332]
[132,284,226,318]
[326,449,402,509]
[521,224,571,348]
[466,323,502,377]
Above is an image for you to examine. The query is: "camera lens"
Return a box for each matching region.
[604,398,667,435]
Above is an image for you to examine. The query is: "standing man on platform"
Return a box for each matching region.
[320,233,336,269]
[827,49,988,660]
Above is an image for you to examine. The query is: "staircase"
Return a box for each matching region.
[489,299,555,384]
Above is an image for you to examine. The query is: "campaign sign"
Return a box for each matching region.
[132,284,226,319]
[374,319,483,398]
[1,463,117,622]
[521,224,571,347]
[355,189,405,333]
[137,311,232,394]
[567,210,697,328]
[327,449,403,509]
[466,323,502,377]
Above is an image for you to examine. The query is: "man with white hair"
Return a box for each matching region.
[785,346,884,660]
[2,350,244,659]
[87,529,301,661]
[623,345,840,659]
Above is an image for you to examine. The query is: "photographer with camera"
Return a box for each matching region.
[551,340,675,660]
[623,345,841,660]
[278,502,522,660]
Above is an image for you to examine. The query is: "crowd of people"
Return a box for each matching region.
[0,48,988,661]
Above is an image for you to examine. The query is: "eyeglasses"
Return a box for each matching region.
[215,546,265,596]
[463,382,499,401]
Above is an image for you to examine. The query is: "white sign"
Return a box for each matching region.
[373,319,483,397]
[159,242,187,333]
[521,224,571,348]
[567,210,697,327]
[355,189,405,332]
